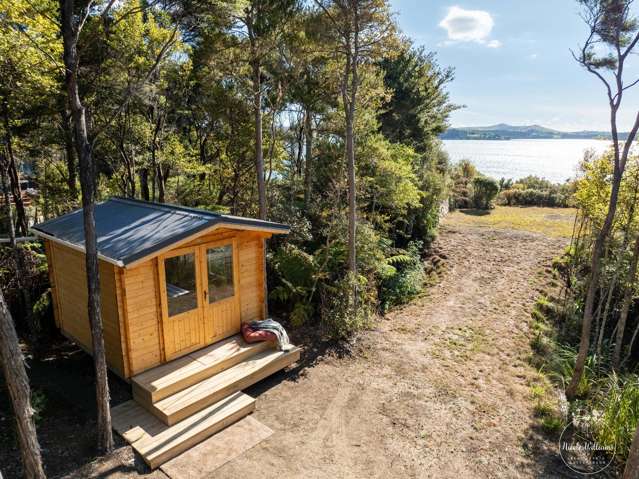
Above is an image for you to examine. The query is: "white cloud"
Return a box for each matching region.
[439,6,501,47]
[529,53,539,60]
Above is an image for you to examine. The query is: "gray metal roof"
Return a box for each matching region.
[32,197,289,266]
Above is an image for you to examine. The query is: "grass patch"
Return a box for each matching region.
[445,206,577,238]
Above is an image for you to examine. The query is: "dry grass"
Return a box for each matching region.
[444,206,577,238]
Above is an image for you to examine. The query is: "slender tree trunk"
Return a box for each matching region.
[614,235,639,369]
[1,155,16,247]
[252,61,266,220]
[61,105,77,200]
[624,424,639,479]
[61,0,113,454]
[1,95,28,236]
[566,177,620,399]
[304,107,313,208]
[0,289,46,479]
[1,151,37,342]
[139,168,149,201]
[342,7,359,278]
[156,165,165,203]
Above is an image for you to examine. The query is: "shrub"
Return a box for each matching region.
[379,241,425,312]
[497,176,576,207]
[472,176,499,209]
[319,273,375,340]
[269,244,318,326]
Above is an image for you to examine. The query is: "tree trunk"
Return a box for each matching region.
[0,289,46,479]
[253,61,266,220]
[566,176,620,399]
[1,151,37,342]
[304,107,313,208]
[342,8,359,278]
[60,0,113,454]
[139,168,150,201]
[156,164,165,203]
[624,423,639,479]
[614,235,639,369]
[1,155,16,247]
[61,105,77,200]
[1,95,29,236]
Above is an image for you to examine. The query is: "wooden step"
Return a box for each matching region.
[132,335,273,405]
[112,392,255,469]
[150,347,300,426]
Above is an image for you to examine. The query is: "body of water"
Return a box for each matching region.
[442,139,611,183]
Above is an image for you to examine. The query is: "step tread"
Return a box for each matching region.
[132,335,271,399]
[153,347,300,424]
[112,391,255,469]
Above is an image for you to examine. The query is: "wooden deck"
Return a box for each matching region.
[112,334,300,468]
[132,335,272,405]
[150,348,301,425]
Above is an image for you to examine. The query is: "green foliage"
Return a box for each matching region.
[472,176,499,210]
[593,374,639,459]
[379,241,425,312]
[319,273,374,340]
[450,159,478,209]
[31,389,47,425]
[270,244,318,326]
[499,175,575,208]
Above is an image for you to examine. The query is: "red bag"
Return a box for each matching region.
[242,322,277,344]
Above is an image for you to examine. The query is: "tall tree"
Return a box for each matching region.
[235,0,298,219]
[59,0,180,453]
[0,289,46,479]
[60,0,114,453]
[566,0,639,400]
[315,0,395,278]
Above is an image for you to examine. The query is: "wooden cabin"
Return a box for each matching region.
[33,197,290,379]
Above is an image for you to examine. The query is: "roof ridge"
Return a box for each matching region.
[111,197,220,221]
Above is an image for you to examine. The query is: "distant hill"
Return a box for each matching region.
[440,124,626,140]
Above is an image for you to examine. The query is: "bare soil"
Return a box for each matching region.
[2,219,578,478]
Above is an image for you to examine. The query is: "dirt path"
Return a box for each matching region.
[213,223,571,478]
[65,219,574,479]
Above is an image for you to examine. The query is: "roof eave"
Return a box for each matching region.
[32,229,125,267]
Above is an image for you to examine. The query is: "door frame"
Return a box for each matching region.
[198,237,242,344]
[158,244,206,360]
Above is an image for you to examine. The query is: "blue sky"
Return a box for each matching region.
[389,1,639,131]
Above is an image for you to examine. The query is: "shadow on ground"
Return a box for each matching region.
[0,326,332,478]
[459,208,491,216]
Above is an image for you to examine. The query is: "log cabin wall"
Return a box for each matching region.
[45,240,126,378]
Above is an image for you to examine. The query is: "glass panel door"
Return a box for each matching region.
[164,252,198,316]
[200,241,241,343]
[205,245,235,303]
[160,247,205,360]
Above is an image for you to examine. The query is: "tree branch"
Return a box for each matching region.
[91,26,179,146]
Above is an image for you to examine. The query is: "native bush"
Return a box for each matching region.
[472,176,499,210]
[498,176,575,207]
[319,273,375,340]
[593,374,639,460]
[379,241,425,312]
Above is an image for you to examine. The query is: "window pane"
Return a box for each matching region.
[207,245,234,303]
[164,253,197,316]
